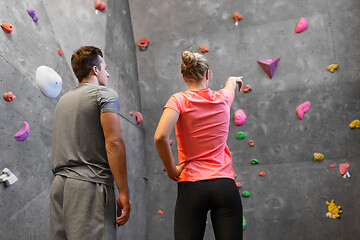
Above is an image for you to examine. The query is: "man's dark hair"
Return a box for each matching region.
[71,46,103,82]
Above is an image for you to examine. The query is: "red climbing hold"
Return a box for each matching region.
[94,0,107,11]
[4,92,16,102]
[158,210,164,215]
[135,112,143,124]
[57,49,63,56]
[1,23,13,33]
[199,45,209,53]
[137,38,150,50]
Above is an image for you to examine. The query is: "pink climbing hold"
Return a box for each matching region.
[257,58,280,79]
[329,164,335,168]
[296,101,311,120]
[14,121,30,141]
[234,109,247,126]
[169,140,173,145]
[135,112,142,125]
[295,17,308,33]
[339,163,350,175]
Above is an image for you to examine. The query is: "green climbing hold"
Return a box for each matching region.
[243,216,247,230]
[242,191,250,197]
[236,131,246,139]
[230,151,233,156]
[234,173,237,178]
[251,159,259,164]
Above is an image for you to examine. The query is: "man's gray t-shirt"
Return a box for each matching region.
[52,83,119,187]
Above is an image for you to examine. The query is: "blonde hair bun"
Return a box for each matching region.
[181,51,197,68]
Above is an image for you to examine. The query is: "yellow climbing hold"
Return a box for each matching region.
[326,64,338,73]
[313,153,324,161]
[349,119,360,129]
[325,199,342,219]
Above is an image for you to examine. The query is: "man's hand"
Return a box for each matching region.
[116,194,130,227]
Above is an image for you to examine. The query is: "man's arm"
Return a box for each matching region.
[100,112,130,226]
[154,108,186,181]
[223,76,243,100]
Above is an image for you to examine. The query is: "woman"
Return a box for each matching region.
[154,50,243,240]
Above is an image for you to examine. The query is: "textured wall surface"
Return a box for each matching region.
[129,0,360,239]
[0,0,146,239]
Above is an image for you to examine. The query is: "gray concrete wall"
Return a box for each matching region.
[129,0,360,239]
[0,0,146,239]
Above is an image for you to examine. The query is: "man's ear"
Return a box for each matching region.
[205,69,209,80]
[92,65,98,76]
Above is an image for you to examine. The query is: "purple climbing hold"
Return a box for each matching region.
[14,121,30,141]
[257,58,280,79]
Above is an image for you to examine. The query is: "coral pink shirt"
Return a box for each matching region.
[164,88,235,182]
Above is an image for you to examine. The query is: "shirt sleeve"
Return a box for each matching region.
[163,93,182,114]
[219,89,234,106]
[97,87,120,114]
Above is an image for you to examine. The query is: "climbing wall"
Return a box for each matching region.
[0,0,146,239]
[129,0,360,239]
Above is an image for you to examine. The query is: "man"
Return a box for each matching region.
[50,46,130,240]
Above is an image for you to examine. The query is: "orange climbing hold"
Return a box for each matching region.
[248,140,254,147]
[199,45,209,53]
[4,92,16,102]
[258,171,266,176]
[232,12,243,23]
[158,210,164,215]
[236,182,242,189]
[1,23,13,33]
[137,38,150,50]
[243,85,252,93]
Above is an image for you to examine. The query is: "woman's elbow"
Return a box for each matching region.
[154,132,167,144]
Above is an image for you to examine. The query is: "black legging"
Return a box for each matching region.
[174,178,243,240]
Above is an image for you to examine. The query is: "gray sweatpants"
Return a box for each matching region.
[49,175,116,240]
